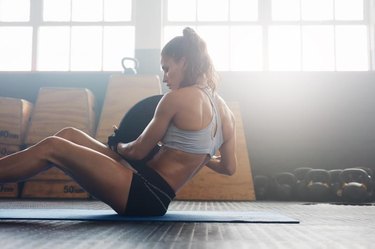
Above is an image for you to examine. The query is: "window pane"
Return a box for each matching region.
[168,0,196,21]
[104,0,132,21]
[268,25,301,71]
[302,26,334,71]
[71,26,102,71]
[0,27,32,71]
[197,26,229,70]
[72,0,103,22]
[335,0,363,20]
[43,0,71,21]
[272,0,300,21]
[0,0,30,21]
[37,27,70,71]
[230,26,262,71]
[163,26,187,47]
[301,0,333,21]
[103,26,135,71]
[230,0,258,21]
[335,25,368,71]
[198,0,228,21]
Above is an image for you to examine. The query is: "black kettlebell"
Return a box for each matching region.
[254,175,270,200]
[305,169,331,202]
[274,172,296,201]
[121,57,139,75]
[293,167,312,201]
[339,168,372,203]
[328,169,343,202]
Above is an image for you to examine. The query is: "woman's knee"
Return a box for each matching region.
[33,136,64,159]
[55,127,80,140]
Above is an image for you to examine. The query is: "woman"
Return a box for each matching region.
[0,27,237,216]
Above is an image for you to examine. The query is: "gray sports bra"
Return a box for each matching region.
[161,88,223,157]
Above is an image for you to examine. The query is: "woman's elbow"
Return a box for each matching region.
[221,162,236,176]
[225,166,236,176]
[222,156,237,176]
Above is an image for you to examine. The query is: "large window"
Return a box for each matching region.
[0,0,135,71]
[164,0,369,71]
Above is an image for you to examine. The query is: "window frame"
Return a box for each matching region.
[0,0,136,71]
[163,0,372,71]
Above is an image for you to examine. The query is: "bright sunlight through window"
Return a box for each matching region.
[165,0,368,71]
[0,0,370,71]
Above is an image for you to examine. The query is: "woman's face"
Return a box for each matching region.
[161,55,186,90]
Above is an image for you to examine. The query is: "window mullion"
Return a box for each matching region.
[366,0,373,70]
[30,0,43,71]
[261,0,271,71]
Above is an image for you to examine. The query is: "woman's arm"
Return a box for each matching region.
[206,103,237,176]
[205,134,237,176]
[117,93,177,160]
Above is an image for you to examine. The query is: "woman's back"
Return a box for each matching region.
[148,85,235,192]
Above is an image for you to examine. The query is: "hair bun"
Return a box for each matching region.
[183,27,198,41]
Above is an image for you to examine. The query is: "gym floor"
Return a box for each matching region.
[0,200,374,249]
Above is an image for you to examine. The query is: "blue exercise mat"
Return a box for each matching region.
[0,209,299,223]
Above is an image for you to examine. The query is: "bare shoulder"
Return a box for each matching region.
[215,94,235,122]
[214,94,235,139]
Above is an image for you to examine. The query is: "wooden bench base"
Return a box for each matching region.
[0,183,19,198]
[21,180,90,199]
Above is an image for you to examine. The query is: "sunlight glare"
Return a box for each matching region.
[301,0,333,21]
[0,0,30,21]
[302,25,334,71]
[272,0,300,21]
[230,0,258,21]
[269,25,301,71]
[198,0,228,21]
[336,25,368,71]
[104,0,132,21]
[0,27,32,70]
[335,0,363,20]
[197,26,229,70]
[168,0,196,21]
[70,26,102,71]
[72,0,102,21]
[230,26,262,71]
[43,0,71,21]
[37,26,70,71]
[103,26,135,71]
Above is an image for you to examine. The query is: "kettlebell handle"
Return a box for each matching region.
[121,57,139,74]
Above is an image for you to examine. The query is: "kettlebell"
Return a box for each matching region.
[274,172,296,201]
[293,167,312,201]
[305,169,331,202]
[328,169,343,202]
[254,175,270,200]
[121,57,139,75]
[339,168,372,203]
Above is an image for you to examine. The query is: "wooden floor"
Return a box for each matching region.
[0,200,374,249]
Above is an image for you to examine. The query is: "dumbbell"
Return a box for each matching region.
[293,167,312,201]
[340,168,372,203]
[305,169,331,202]
[254,175,270,200]
[328,169,343,202]
[273,172,296,201]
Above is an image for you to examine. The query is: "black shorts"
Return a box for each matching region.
[124,162,176,216]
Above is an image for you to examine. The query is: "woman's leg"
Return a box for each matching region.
[54,127,122,161]
[0,135,133,214]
